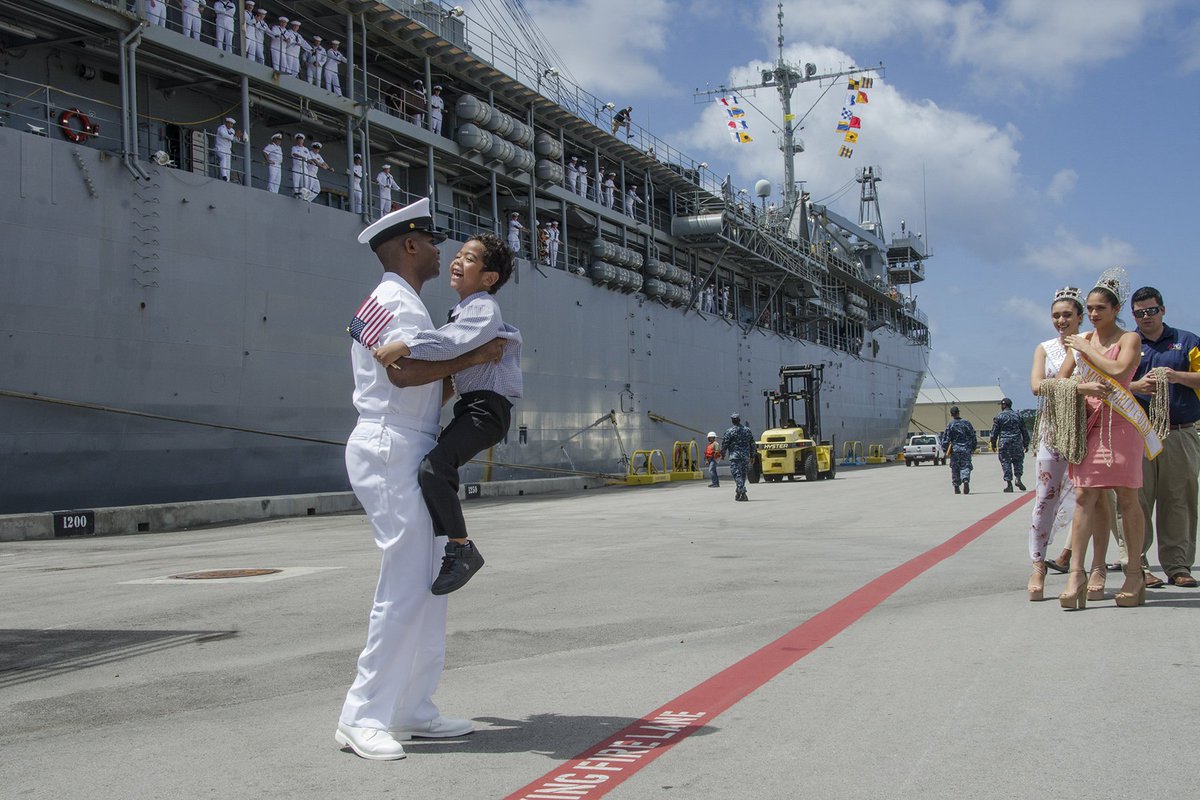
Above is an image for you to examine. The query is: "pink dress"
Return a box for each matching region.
[1069,343,1143,489]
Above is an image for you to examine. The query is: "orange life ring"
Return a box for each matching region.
[59,108,98,143]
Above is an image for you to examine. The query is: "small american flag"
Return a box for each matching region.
[347,295,393,349]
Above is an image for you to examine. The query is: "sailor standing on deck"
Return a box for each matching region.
[428,85,445,135]
[213,117,241,181]
[268,16,287,71]
[245,6,268,63]
[146,0,167,27]
[290,133,310,198]
[350,153,364,214]
[181,0,206,41]
[307,142,331,201]
[625,184,641,219]
[410,79,427,128]
[506,213,525,257]
[336,198,505,761]
[213,0,237,53]
[376,164,400,213]
[283,19,304,76]
[602,172,615,209]
[324,40,346,96]
[263,132,283,193]
[565,156,578,194]
[306,36,326,85]
[721,413,756,502]
[546,220,560,269]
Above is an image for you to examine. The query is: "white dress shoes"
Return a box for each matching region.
[334,724,407,760]
[390,716,475,740]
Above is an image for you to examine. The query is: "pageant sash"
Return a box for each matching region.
[1075,353,1163,460]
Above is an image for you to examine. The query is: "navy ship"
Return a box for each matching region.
[0,0,930,514]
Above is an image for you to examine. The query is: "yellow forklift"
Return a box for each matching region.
[752,364,836,483]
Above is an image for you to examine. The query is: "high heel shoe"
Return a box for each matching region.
[1087,566,1107,601]
[1115,564,1146,607]
[1059,570,1087,610]
[1028,560,1048,602]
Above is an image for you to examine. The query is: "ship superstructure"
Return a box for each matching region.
[0,0,930,513]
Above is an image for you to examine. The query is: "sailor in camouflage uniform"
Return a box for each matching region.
[941,405,978,494]
[721,412,756,502]
[990,397,1030,492]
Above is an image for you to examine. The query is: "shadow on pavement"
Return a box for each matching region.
[0,629,239,689]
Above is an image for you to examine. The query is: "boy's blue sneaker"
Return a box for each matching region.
[432,540,485,595]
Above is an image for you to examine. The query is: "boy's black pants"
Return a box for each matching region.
[418,390,512,538]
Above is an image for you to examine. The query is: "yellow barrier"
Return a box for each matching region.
[865,444,887,464]
[841,440,865,466]
[669,440,703,481]
[626,449,670,485]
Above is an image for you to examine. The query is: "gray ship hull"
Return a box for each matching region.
[1,126,924,514]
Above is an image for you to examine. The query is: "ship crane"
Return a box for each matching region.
[693,1,883,240]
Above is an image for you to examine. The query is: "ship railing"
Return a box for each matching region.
[0,75,124,154]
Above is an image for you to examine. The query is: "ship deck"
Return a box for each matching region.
[3,463,1196,798]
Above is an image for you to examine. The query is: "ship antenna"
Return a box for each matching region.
[693,3,883,238]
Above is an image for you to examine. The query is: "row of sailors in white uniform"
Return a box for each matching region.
[259,132,335,201]
[140,2,347,96]
[564,157,642,217]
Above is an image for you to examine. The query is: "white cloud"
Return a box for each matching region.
[515,0,675,96]
[766,0,1180,86]
[1003,296,1048,329]
[1182,17,1200,72]
[676,44,1028,260]
[1045,169,1077,203]
[1022,226,1142,277]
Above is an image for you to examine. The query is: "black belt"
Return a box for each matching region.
[1170,422,1197,430]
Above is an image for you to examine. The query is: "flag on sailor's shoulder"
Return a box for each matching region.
[348,295,393,348]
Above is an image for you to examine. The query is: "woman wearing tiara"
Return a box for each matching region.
[1057,268,1159,608]
[1026,287,1088,600]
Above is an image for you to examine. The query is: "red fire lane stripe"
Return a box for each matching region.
[503,493,1035,800]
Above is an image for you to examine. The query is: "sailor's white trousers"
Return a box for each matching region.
[340,420,447,731]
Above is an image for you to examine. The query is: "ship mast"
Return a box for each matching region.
[694,2,882,229]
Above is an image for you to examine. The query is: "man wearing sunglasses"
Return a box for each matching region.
[1128,287,1200,589]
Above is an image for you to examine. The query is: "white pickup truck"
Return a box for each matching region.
[903,434,945,466]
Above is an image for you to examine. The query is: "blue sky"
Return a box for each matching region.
[498,0,1200,407]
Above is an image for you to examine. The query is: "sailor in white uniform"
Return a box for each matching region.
[263,132,283,193]
[602,172,615,209]
[337,198,501,761]
[213,0,237,52]
[307,141,330,200]
[564,156,577,193]
[324,40,346,96]
[579,164,591,202]
[428,85,445,135]
[283,19,303,76]
[213,117,240,181]
[306,36,326,85]
[145,0,167,27]
[350,153,364,214]
[268,16,287,71]
[547,220,560,269]
[182,0,206,41]
[376,163,400,213]
[290,132,310,198]
[410,79,426,128]
[506,212,525,256]
[245,5,267,64]
[626,184,641,219]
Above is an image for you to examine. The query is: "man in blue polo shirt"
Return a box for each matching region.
[1128,286,1200,588]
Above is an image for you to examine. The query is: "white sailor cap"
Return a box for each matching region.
[353,152,361,159]
[224,117,236,124]
[255,7,266,13]
[311,142,322,149]
[433,85,443,91]
[245,1,254,6]
[550,220,558,225]
[278,16,288,22]
[358,197,447,250]
[414,79,423,86]
[312,35,322,41]
[289,19,301,26]
[271,132,283,139]
[293,132,305,139]
[511,212,520,217]
[568,155,577,161]
[331,39,340,45]
[381,163,391,169]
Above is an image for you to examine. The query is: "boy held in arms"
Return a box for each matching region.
[373,233,522,595]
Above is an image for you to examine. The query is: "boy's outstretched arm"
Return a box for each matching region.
[384,337,504,388]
